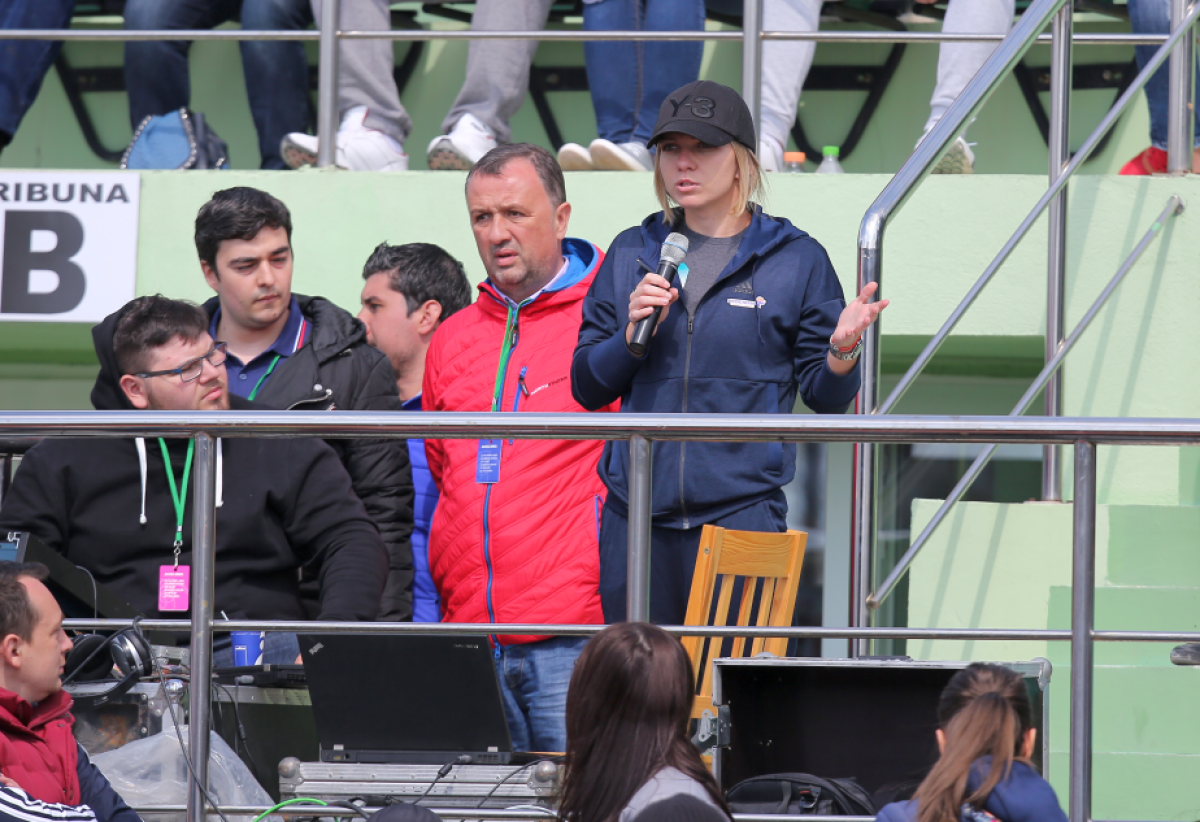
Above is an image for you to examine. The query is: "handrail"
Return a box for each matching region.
[4,411,1200,443]
[876,2,1200,416]
[0,412,1162,822]
[0,30,1177,44]
[850,0,1072,661]
[867,194,1186,610]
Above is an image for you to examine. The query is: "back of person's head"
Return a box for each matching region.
[0,562,49,643]
[559,623,729,822]
[362,242,472,324]
[195,186,293,272]
[914,663,1035,822]
[112,295,209,376]
[465,143,567,208]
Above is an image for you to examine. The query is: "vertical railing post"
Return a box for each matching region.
[851,246,882,658]
[1069,440,1096,822]
[187,433,217,822]
[1043,4,1072,501]
[626,435,653,622]
[1167,0,1196,173]
[316,0,342,169]
[741,0,764,137]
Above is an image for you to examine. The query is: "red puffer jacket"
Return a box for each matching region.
[0,688,79,805]
[423,239,616,644]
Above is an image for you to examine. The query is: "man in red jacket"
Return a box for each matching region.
[423,143,616,752]
[0,562,139,822]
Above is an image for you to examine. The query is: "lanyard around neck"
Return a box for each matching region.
[246,317,307,401]
[158,438,194,564]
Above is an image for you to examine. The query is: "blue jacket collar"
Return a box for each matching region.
[482,236,602,307]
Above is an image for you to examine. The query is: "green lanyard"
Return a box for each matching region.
[248,355,283,401]
[158,438,194,566]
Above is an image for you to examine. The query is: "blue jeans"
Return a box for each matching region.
[0,0,75,138]
[599,493,787,625]
[494,636,586,752]
[582,0,705,145]
[1128,0,1200,150]
[123,0,313,169]
[212,631,301,666]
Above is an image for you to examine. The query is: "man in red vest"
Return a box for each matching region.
[0,562,138,822]
[422,143,617,752]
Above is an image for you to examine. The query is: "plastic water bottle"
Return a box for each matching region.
[783,151,807,173]
[816,145,845,174]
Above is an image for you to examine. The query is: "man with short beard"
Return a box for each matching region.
[0,296,387,664]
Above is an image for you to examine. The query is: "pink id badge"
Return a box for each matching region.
[158,565,190,611]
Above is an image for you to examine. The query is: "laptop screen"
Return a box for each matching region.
[299,633,513,761]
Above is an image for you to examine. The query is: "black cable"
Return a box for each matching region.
[475,756,563,809]
[212,680,261,784]
[325,800,371,820]
[415,755,473,805]
[73,564,98,621]
[156,659,234,822]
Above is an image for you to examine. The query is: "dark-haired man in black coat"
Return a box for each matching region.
[195,186,415,621]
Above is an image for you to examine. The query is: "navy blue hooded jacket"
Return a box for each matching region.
[876,759,1067,822]
[572,208,860,528]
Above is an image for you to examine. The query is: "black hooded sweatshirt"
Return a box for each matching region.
[0,311,388,623]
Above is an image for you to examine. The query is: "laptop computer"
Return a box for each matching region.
[299,633,518,765]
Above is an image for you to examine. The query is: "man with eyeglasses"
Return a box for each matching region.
[0,296,388,664]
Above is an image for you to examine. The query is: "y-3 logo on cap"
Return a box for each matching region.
[669,95,715,119]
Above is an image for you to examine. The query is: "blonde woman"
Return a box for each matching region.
[571,80,887,623]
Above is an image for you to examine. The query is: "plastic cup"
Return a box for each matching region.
[231,631,265,666]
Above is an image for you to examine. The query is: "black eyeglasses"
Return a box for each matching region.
[135,342,228,383]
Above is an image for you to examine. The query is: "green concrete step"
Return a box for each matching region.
[1046,751,1200,821]
[1103,505,1200,588]
[1046,585,1200,666]
[1046,664,1200,755]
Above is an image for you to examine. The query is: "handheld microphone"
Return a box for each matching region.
[628,233,689,357]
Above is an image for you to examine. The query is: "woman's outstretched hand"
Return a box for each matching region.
[828,282,889,373]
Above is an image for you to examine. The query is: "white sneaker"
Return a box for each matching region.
[759,136,784,173]
[931,136,975,174]
[558,142,594,171]
[280,105,408,171]
[590,139,653,171]
[426,113,497,170]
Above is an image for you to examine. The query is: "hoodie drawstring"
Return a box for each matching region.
[136,438,224,527]
[135,438,148,525]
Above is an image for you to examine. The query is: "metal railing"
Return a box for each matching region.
[853,0,1199,655]
[11,410,1200,822]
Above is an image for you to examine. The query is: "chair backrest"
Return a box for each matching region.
[680,525,807,721]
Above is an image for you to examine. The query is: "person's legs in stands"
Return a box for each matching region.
[428,0,555,169]
[0,0,77,151]
[1122,0,1200,174]
[284,0,409,171]
[239,0,312,169]
[920,0,1015,173]
[757,0,822,172]
[634,0,704,145]
[496,637,585,753]
[124,0,236,131]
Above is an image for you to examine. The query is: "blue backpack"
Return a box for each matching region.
[121,108,229,170]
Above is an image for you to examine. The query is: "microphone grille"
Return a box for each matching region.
[660,233,689,264]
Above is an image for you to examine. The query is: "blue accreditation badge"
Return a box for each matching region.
[476,439,502,484]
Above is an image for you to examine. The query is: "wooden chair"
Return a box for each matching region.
[680,525,807,722]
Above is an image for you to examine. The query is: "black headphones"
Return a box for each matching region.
[62,621,155,709]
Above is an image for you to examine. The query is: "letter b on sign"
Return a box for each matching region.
[1,211,86,314]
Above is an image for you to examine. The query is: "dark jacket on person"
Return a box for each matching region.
[0,311,388,623]
[203,293,415,621]
[876,759,1068,822]
[0,688,138,822]
[571,207,860,529]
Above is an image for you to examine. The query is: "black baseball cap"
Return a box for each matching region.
[648,80,756,151]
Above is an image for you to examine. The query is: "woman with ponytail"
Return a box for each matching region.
[558,623,731,822]
[877,663,1067,822]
